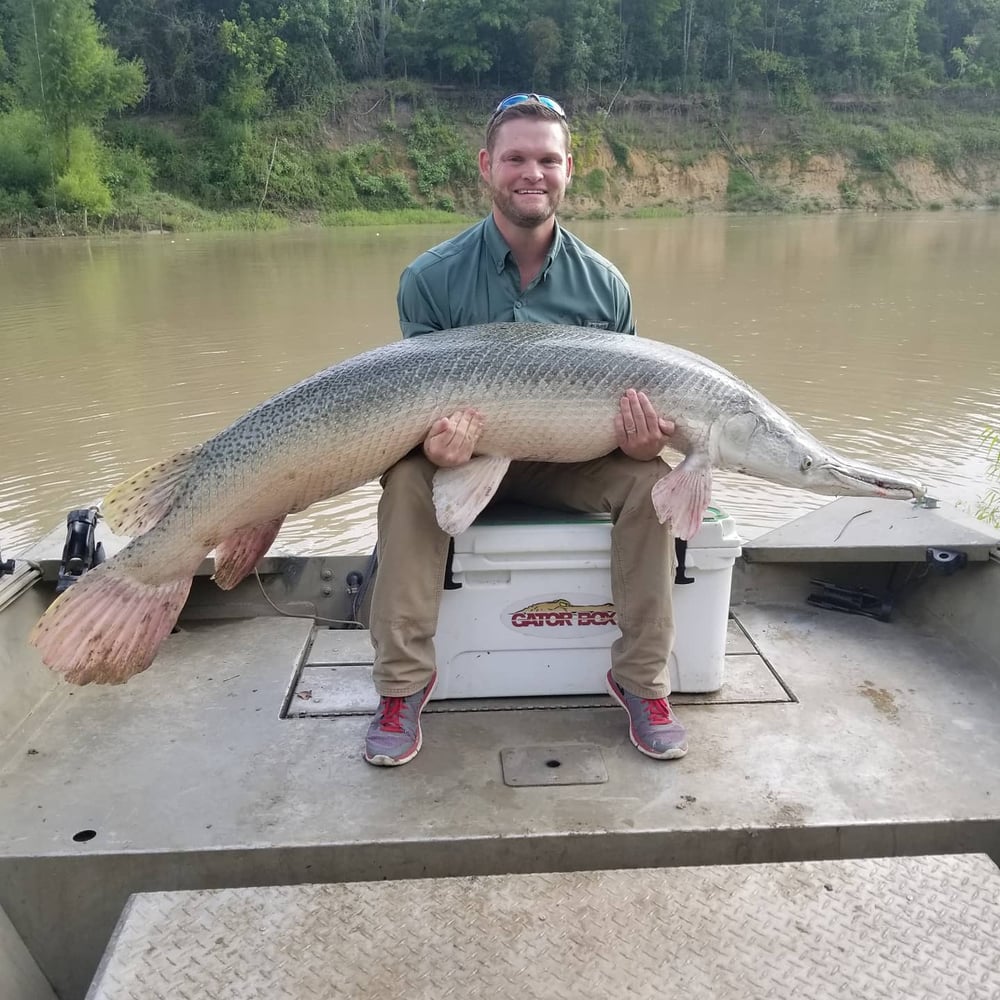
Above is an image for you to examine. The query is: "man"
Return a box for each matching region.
[365,93,687,767]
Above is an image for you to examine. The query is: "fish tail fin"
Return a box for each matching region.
[212,517,285,590]
[650,455,713,540]
[28,562,191,684]
[101,446,202,537]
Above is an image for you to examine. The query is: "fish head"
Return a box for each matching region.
[717,410,927,500]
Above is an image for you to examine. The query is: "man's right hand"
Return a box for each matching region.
[423,408,483,467]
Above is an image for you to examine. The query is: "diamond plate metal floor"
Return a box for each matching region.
[88,854,1000,1000]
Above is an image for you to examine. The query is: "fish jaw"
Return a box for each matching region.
[738,449,927,501]
[817,460,926,500]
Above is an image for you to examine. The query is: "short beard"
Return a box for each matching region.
[490,183,561,229]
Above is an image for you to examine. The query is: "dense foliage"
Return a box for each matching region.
[1,0,999,228]
[58,0,1000,106]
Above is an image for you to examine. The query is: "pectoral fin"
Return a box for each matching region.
[433,456,511,536]
[651,454,712,540]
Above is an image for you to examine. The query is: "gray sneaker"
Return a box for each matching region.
[364,672,438,767]
[606,670,688,760]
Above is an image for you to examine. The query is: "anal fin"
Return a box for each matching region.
[650,454,712,540]
[102,446,202,537]
[212,516,285,590]
[433,456,511,536]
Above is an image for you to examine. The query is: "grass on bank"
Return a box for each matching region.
[622,204,686,219]
[320,207,474,226]
[978,426,1000,530]
[0,191,472,238]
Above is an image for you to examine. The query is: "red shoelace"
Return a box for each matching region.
[644,698,674,726]
[378,697,406,733]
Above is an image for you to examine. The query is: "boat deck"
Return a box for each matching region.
[1,498,999,998]
[3,600,1000,996]
[88,854,1000,999]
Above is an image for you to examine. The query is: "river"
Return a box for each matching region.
[2,211,999,556]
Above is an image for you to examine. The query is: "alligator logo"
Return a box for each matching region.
[509,598,617,629]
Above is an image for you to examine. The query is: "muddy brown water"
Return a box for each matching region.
[2,212,998,556]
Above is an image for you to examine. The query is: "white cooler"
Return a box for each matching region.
[433,505,743,699]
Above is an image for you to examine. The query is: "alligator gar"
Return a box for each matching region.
[29,322,925,684]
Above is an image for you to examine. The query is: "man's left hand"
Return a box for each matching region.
[616,389,675,461]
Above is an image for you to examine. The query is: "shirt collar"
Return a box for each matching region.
[484,215,565,278]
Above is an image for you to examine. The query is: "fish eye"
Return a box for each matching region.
[800,455,814,471]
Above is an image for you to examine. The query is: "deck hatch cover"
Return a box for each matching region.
[287,617,792,718]
[88,854,1000,999]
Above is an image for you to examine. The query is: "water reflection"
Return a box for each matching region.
[1,213,998,554]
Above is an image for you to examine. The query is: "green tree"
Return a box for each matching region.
[524,16,562,88]
[19,0,145,164]
[95,0,227,112]
[554,0,619,92]
[218,2,287,118]
[414,0,518,83]
[267,0,337,106]
[620,0,682,83]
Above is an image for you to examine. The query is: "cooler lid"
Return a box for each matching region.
[459,504,742,551]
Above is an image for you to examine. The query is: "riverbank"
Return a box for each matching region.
[3,87,1000,238]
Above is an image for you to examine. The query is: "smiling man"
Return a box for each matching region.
[365,94,688,768]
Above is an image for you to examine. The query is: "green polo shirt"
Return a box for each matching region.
[397,215,635,338]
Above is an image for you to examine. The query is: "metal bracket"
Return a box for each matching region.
[926,547,968,576]
[807,580,894,622]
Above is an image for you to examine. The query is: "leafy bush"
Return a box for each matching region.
[726,168,786,211]
[853,126,893,173]
[105,120,185,185]
[0,188,37,216]
[583,168,607,197]
[406,110,476,197]
[49,128,113,215]
[0,109,50,196]
[606,133,631,169]
[336,143,415,211]
[838,179,860,208]
[104,143,154,195]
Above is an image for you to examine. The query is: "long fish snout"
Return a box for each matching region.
[822,461,927,501]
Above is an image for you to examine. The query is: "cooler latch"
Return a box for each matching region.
[674,538,694,585]
[443,537,462,590]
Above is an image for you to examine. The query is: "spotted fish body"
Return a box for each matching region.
[29,323,925,684]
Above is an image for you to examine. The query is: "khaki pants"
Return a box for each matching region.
[369,451,677,700]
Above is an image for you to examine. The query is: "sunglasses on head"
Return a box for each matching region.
[492,93,566,119]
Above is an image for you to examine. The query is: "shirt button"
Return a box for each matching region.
[515,300,523,309]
